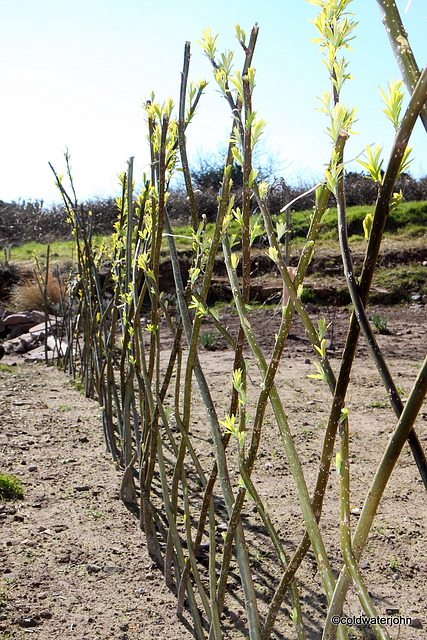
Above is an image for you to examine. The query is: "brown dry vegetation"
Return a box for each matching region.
[8,274,66,314]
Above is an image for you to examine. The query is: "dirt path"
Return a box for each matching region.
[0,364,194,640]
[1,304,426,639]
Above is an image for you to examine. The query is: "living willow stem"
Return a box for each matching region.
[222,232,338,605]
[336,131,427,489]
[239,465,306,640]
[376,0,427,133]
[178,41,198,230]
[251,175,350,638]
[323,62,427,640]
[335,136,391,639]
[324,354,427,640]
[164,208,262,640]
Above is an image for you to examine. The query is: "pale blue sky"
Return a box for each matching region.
[1,0,426,204]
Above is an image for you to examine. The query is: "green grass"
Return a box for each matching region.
[8,200,427,266]
[369,401,388,409]
[373,264,427,298]
[0,473,24,501]
[282,200,427,240]
[9,239,76,264]
[371,313,389,334]
[0,363,17,374]
[200,330,219,350]
[8,235,110,267]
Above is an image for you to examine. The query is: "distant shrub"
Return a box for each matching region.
[1,169,427,246]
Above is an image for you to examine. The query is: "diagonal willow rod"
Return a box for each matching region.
[323,354,427,640]
[322,66,427,640]
[163,206,263,639]
[222,234,338,602]
[376,0,427,132]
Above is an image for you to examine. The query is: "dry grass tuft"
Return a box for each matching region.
[10,273,66,313]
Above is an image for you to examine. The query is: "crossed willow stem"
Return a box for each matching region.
[48,6,427,640]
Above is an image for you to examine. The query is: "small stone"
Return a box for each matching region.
[229,610,242,623]
[86,564,102,574]
[39,609,52,619]
[119,623,129,631]
[18,616,38,628]
[410,618,423,629]
[392,572,399,581]
[350,507,361,516]
[385,608,400,616]
[103,565,124,576]
[29,464,38,472]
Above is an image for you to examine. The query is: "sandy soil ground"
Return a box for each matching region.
[1,304,426,640]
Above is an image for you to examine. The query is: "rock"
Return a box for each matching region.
[103,565,124,575]
[46,335,68,353]
[410,618,423,629]
[17,616,39,628]
[29,317,62,334]
[8,324,34,339]
[0,311,65,359]
[3,311,45,326]
[15,336,38,353]
[24,346,55,363]
[86,564,102,574]
[29,465,38,472]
